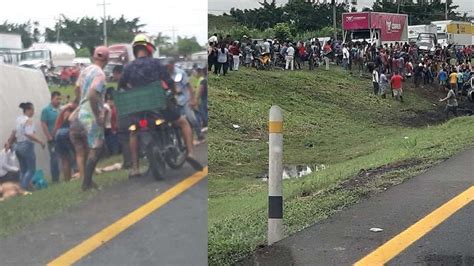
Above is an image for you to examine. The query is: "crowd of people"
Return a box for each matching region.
[1,34,207,199]
[208,33,473,117]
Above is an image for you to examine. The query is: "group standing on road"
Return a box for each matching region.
[2,33,208,199]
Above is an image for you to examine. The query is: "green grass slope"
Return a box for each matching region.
[208,67,474,265]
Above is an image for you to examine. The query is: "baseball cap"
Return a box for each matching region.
[93,46,109,61]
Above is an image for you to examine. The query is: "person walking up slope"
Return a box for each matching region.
[391,71,405,102]
[439,85,458,120]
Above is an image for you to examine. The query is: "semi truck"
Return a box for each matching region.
[19,42,76,70]
[342,12,408,46]
[431,20,472,47]
[0,33,23,65]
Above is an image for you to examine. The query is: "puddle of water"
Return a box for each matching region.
[258,164,327,181]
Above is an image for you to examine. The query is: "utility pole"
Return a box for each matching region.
[56,16,61,43]
[332,0,337,41]
[445,0,448,19]
[97,0,110,46]
[171,26,177,44]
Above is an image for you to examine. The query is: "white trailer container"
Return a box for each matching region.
[432,20,472,47]
[0,33,23,65]
[408,24,437,42]
[19,42,76,70]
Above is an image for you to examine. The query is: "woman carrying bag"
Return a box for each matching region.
[5,102,46,191]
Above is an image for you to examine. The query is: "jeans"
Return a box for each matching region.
[15,141,36,190]
[215,62,228,75]
[105,129,120,155]
[48,141,60,182]
[182,104,203,139]
[342,58,349,70]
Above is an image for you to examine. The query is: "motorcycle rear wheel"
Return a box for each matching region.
[166,127,187,169]
[147,144,166,180]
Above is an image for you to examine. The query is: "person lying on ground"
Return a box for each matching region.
[0,181,31,201]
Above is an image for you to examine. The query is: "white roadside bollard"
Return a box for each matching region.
[268,105,283,245]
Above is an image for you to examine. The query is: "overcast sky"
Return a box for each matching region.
[209,0,473,16]
[0,0,208,44]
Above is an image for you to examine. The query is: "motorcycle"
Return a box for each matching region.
[117,75,188,180]
[254,52,272,70]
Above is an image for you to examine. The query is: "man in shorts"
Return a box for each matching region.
[118,34,203,178]
[70,46,109,191]
[391,70,404,102]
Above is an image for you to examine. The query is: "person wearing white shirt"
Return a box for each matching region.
[372,68,380,95]
[208,34,218,44]
[0,149,19,182]
[342,44,350,70]
[286,43,295,71]
[263,40,271,54]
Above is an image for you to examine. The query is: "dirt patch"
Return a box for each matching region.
[399,108,446,127]
[338,158,428,192]
[400,83,474,127]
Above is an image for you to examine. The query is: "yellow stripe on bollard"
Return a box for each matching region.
[269,121,283,134]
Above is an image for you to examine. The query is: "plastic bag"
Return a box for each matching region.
[0,149,19,174]
[32,170,48,190]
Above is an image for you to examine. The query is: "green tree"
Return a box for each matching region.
[176,36,202,56]
[273,23,292,41]
[0,20,40,48]
[75,48,91,57]
[154,32,172,47]
[372,0,465,24]
[45,15,145,54]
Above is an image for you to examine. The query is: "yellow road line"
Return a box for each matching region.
[355,185,474,266]
[48,167,208,266]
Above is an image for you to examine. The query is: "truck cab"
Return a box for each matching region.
[19,43,75,70]
[20,49,52,69]
[416,33,438,54]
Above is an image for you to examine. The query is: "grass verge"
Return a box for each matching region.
[208,67,474,265]
[0,81,122,237]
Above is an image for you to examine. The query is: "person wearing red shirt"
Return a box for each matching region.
[391,71,404,102]
[59,67,71,87]
[323,41,332,70]
[229,42,240,71]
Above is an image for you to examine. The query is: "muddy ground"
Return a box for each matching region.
[400,82,473,127]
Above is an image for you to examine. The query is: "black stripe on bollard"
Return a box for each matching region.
[268,196,283,219]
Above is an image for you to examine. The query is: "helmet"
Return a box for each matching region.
[132,34,156,57]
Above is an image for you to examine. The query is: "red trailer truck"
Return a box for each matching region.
[342,12,409,46]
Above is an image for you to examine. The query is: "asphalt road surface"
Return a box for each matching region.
[0,144,207,266]
[244,148,474,266]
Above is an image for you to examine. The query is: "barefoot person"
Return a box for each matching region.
[70,46,109,191]
[53,101,79,182]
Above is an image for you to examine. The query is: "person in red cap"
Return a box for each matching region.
[70,45,109,191]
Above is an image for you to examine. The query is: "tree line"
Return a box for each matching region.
[210,0,469,40]
[1,16,203,56]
